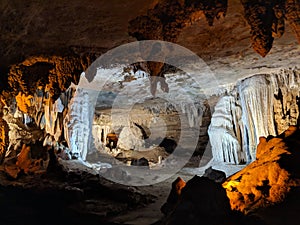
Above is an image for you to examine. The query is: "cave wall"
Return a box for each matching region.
[208,68,300,164]
[0,55,94,162]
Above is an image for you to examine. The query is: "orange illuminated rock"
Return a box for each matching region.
[162,176,242,225]
[161,177,186,215]
[0,115,9,164]
[15,92,33,114]
[14,143,50,176]
[8,55,93,101]
[223,126,300,213]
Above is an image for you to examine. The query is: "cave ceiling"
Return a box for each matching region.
[0,0,299,91]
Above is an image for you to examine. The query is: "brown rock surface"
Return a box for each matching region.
[286,0,300,43]
[161,177,186,215]
[8,55,93,101]
[129,0,299,58]
[0,0,298,91]
[161,175,266,225]
[3,142,50,178]
[0,115,9,164]
[223,126,300,213]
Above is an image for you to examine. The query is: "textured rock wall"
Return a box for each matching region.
[209,68,300,164]
[0,55,93,163]
[0,115,9,163]
[7,55,93,100]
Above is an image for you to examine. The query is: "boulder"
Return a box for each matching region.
[161,176,266,225]
[203,166,226,183]
[117,125,145,151]
[16,143,50,175]
[4,142,50,178]
[162,176,232,225]
[223,126,300,213]
[161,177,186,215]
[131,157,149,167]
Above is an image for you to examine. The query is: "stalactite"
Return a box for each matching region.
[129,0,227,42]
[128,0,227,81]
[241,0,274,57]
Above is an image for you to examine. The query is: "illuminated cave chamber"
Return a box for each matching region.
[1,60,213,173]
[208,68,300,164]
[88,66,211,166]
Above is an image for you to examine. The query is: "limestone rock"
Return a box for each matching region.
[286,0,300,43]
[209,68,300,164]
[116,146,168,164]
[8,55,93,100]
[203,166,226,183]
[223,126,300,213]
[0,115,9,164]
[117,124,145,151]
[129,0,227,42]
[161,177,186,215]
[16,143,49,175]
[128,0,227,79]
[130,157,149,167]
[162,176,232,225]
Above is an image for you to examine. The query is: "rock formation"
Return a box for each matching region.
[209,68,300,164]
[240,0,286,57]
[285,0,300,43]
[128,0,228,88]
[0,55,94,164]
[161,175,266,225]
[161,177,186,215]
[7,55,92,99]
[129,0,300,58]
[4,142,50,179]
[162,176,232,225]
[223,126,300,214]
[162,126,300,224]
[203,166,227,183]
[0,113,9,164]
[128,0,227,42]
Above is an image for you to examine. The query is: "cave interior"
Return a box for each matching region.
[0,0,300,225]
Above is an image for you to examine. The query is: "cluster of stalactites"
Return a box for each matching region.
[129,0,300,57]
[128,0,228,42]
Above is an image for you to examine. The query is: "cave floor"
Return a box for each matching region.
[0,156,245,225]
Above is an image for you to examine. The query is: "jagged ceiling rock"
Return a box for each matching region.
[128,0,227,42]
[286,0,300,43]
[129,0,300,58]
[6,55,93,100]
[0,0,299,96]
